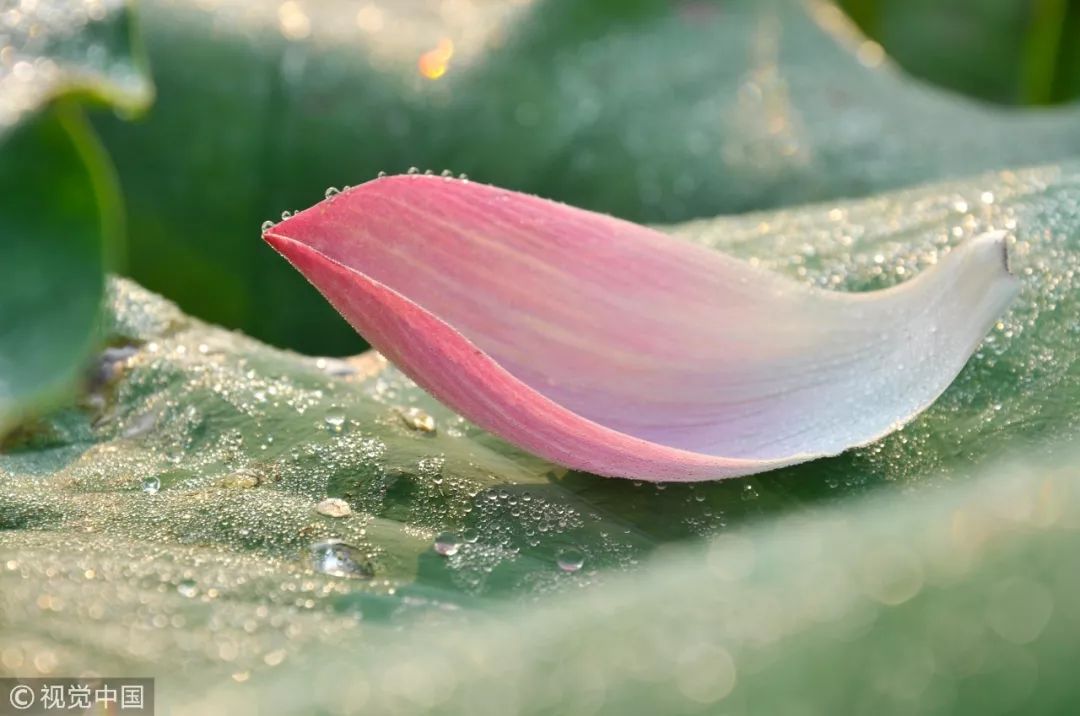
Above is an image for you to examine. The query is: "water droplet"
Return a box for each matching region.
[141,477,160,495]
[281,210,293,220]
[176,579,198,598]
[407,166,419,175]
[399,406,436,433]
[424,169,434,176]
[377,171,387,178]
[458,173,469,181]
[323,409,347,432]
[433,532,460,556]
[261,220,274,231]
[324,186,340,199]
[315,497,351,518]
[222,469,259,489]
[556,548,585,573]
[311,540,373,578]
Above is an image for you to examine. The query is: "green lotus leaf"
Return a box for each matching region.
[1,160,1076,714]
[0,0,152,435]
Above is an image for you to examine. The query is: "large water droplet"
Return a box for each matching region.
[399,406,436,433]
[261,220,274,232]
[556,548,585,573]
[433,532,460,556]
[310,540,373,579]
[315,497,351,518]
[324,187,340,199]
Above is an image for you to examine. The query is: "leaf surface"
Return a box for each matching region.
[1,163,1077,712]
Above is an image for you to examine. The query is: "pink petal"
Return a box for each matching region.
[264,176,1018,481]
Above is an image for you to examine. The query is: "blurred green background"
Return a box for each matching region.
[86,0,1080,359]
[841,0,1080,105]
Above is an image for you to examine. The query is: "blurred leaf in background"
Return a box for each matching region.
[841,0,1080,106]
[0,0,151,435]
[91,0,1080,355]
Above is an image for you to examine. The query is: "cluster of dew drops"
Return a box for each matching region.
[312,401,591,579]
[260,168,470,232]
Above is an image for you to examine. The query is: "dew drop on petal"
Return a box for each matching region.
[325,187,340,199]
[261,220,274,232]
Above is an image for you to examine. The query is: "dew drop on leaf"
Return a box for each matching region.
[315,497,351,518]
[398,406,436,433]
[433,532,460,556]
[310,540,373,579]
[556,548,585,573]
[323,409,347,432]
[176,579,198,598]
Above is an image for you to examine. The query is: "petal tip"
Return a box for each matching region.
[972,229,1014,276]
[940,230,1020,296]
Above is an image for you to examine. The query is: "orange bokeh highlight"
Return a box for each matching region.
[419,38,454,80]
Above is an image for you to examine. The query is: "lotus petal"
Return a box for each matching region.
[264,176,1018,481]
